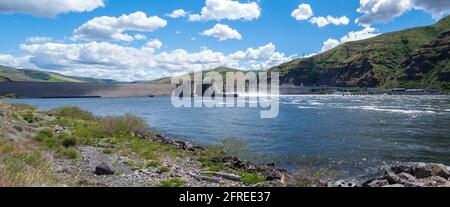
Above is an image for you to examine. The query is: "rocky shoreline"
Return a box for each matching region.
[1,101,449,187]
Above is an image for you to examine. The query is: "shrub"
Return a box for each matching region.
[0,140,60,187]
[60,133,77,148]
[145,160,161,168]
[101,148,113,154]
[57,147,79,159]
[220,138,249,158]
[157,166,170,174]
[22,111,36,123]
[3,93,16,99]
[52,106,95,120]
[100,114,148,136]
[34,129,60,149]
[33,129,53,142]
[159,178,186,187]
[11,103,35,111]
[240,173,266,185]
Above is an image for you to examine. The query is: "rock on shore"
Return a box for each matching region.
[362,163,450,187]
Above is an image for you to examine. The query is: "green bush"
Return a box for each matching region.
[100,114,148,136]
[57,147,79,159]
[159,178,186,187]
[11,103,35,111]
[33,129,60,149]
[52,106,95,120]
[240,173,266,185]
[33,129,53,142]
[220,138,249,158]
[157,166,170,174]
[101,148,113,154]
[2,93,16,99]
[60,133,77,148]
[22,111,36,123]
[145,160,161,168]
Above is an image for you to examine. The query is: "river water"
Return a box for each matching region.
[8,95,450,177]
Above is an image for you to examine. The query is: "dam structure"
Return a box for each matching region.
[0,82,176,98]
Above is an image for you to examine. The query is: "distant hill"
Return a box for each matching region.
[269,15,450,91]
[0,65,117,83]
[142,67,243,84]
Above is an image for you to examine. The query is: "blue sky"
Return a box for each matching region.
[0,0,448,81]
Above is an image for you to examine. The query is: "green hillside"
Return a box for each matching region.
[386,30,450,90]
[0,65,116,83]
[145,67,243,84]
[269,15,450,90]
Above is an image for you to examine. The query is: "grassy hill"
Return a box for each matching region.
[144,67,243,84]
[0,65,116,83]
[269,15,450,90]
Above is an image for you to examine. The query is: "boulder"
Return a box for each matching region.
[429,163,450,179]
[366,179,389,187]
[383,184,405,187]
[412,163,449,179]
[391,165,414,174]
[398,172,416,182]
[404,182,426,187]
[384,171,402,184]
[413,167,433,178]
[95,162,115,175]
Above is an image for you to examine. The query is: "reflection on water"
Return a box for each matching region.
[7,95,450,177]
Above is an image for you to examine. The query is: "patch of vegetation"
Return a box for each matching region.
[1,93,16,99]
[239,172,266,185]
[198,156,225,172]
[157,166,170,174]
[0,140,61,187]
[33,129,60,149]
[220,138,250,159]
[145,160,161,168]
[51,106,95,121]
[23,69,51,80]
[22,111,37,123]
[11,103,36,111]
[101,148,113,154]
[60,132,78,148]
[159,178,186,187]
[100,114,148,136]
[57,147,79,159]
[115,134,185,160]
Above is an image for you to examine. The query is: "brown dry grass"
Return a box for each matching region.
[0,140,61,187]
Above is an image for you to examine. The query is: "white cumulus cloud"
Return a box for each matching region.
[201,24,242,41]
[167,9,188,18]
[291,4,314,21]
[26,36,53,44]
[0,0,105,17]
[13,41,292,81]
[340,26,379,43]
[72,11,167,42]
[320,26,380,52]
[188,0,261,21]
[321,38,340,52]
[356,0,450,25]
[309,16,350,27]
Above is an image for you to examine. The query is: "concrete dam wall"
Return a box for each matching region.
[0,82,176,98]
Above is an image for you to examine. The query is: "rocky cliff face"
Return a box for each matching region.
[270,15,450,89]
